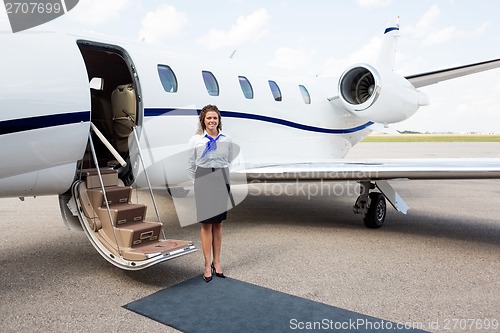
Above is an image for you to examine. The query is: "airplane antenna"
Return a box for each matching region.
[229,49,237,59]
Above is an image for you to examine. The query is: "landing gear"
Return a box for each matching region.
[353,181,387,228]
[364,192,386,228]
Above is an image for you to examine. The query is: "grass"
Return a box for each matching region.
[362,134,500,142]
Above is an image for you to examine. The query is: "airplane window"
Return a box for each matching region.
[89,77,103,90]
[202,71,220,96]
[268,80,282,101]
[238,76,254,99]
[299,85,311,104]
[158,65,178,93]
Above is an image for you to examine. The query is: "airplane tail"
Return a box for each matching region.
[376,16,400,70]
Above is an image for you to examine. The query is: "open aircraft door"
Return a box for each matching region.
[63,39,197,270]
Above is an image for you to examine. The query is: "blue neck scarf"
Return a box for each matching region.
[201,133,222,158]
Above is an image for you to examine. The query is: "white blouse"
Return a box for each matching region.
[187,131,233,180]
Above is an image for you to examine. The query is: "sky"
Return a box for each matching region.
[1,0,500,133]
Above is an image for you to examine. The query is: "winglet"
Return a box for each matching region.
[376,16,400,70]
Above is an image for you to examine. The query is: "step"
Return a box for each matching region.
[97,203,146,226]
[121,239,196,261]
[88,186,131,208]
[131,239,193,254]
[114,221,162,248]
[81,168,119,189]
[76,167,198,268]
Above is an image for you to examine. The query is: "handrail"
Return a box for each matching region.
[90,122,127,167]
[131,126,166,239]
[88,132,122,256]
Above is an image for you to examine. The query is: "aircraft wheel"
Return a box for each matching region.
[363,192,386,229]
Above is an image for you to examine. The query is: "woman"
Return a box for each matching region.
[188,104,233,282]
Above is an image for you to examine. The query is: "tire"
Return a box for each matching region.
[363,192,386,229]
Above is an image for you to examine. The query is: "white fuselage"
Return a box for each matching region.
[0,32,380,197]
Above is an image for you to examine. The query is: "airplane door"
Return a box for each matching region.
[77,40,143,186]
[0,33,91,197]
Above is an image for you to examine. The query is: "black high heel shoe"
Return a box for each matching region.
[202,274,212,283]
[211,262,226,278]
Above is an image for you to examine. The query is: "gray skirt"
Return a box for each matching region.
[194,167,230,224]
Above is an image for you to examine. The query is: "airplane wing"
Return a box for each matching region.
[406,58,500,88]
[234,158,500,223]
[237,158,500,181]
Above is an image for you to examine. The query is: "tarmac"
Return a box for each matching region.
[0,142,499,333]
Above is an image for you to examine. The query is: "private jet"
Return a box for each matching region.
[1,19,500,269]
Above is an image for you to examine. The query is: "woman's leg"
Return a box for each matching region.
[200,223,213,277]
[212,222,223,273]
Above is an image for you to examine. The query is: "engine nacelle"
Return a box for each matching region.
[338,64,429,124]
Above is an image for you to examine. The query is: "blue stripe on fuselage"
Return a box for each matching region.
[0,111,90,135]
[0,109,373,136]
[145,108,374,134]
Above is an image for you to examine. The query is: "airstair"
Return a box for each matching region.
[68,124,196,270]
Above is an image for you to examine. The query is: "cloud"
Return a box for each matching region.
[197,8,271,50]
[319,35,383,77]
[268,47,311,72]
[422,26,457,45]
[139,5,188,44]
[68,0,135,25]
[357,0,392,8]
[423,23,487,46]
[408,5,487,46]
[413,4,441,36]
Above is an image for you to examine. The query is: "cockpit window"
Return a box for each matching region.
[299,85,311,104]
[202,70,220,96]
[157,65,178,93]
[238,76,254,99]
[268,80,282,101]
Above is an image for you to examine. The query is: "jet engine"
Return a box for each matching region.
[338,64,429,124]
